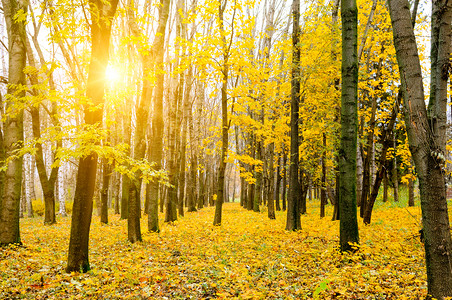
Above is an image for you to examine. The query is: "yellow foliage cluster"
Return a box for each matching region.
[1,202,427,299]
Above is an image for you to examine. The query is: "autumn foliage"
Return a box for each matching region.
[1,202,426,299]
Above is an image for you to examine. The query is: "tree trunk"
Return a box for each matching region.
[275,153,281,211]
[179,62,192,215]
[120,110,132,219]
[166,78,178,222]
[100,158,110,224]
[408,177,414,207]
[66,0,118,272]
[27,156,35,218]
[187,87,198,213]
[286,0,301,231]
[320,134,327,218]
[147,0,170,232]
[253,136,262,212]
[30,106,57,225]
[113,172,120,214]
[360,90,377,218]
[392,135,399,202]
[121,175,129,219]
[383,170,388,203]
[362,92,399,224]
[388,0,452,296]
[267,143,276,220]
[0,0,28,246]
[356,141,363,208]
[247,133,255,211]
[339,0,359,251]
[213,1,230,226]
[299,169,307,215]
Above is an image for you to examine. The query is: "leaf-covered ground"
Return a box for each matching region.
[1,202,426,299]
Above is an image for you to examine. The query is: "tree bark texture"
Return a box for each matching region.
[0,0,28,246]
[388,0,452,297]
[320,134,327,218]
[100,158,110,224]
[213,2,231,226]
[66,0,118,273]
[275,153,281,211]
[286,0,301,231]
[147,0,170,232]
[339,0,359,251]
[267,143,276,220]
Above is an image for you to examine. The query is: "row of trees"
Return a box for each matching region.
[0,0,451,297]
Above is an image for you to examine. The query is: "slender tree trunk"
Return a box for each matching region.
[27,23,64,222]
[267,143,276,220]
[254,137,262,212]
[187,94,198,212]
[392,135,399,202]
[299,169,307,215]
[166,77,179,223]
[27,156,35,218]
[30,106,57,225]
[360,92,377,218]
[282,148,287,211]
[120,109,132,220]
[179,63,192,216]
[66,0,118,272]
[113,172,120,214]
[286,0,301,231]
[58,168,67,216]
[213,1,232,226]
[383,170,388,203]
[100,158,110,224]
[356,141,363,207]
[320,134,327,218]
[275,153,281,211]
[339,0,359,251]
[362,91,400,224]
[147,0,170,232]
[247,132,255,211]
[196,86,205,210]
[408,177,415,207]
[121,175,129,219]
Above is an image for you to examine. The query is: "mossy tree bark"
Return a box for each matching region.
[339,0,359,251]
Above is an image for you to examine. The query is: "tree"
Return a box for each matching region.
[285,0,301,231]
[25,35,61,225]
[0,0,28,246]
[338,0,359,251]
[147,0,171,232]
[388,0,452,297]
[66,0,118,273]
[213,0,233,226]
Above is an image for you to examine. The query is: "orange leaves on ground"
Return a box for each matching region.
[0,202,426,299]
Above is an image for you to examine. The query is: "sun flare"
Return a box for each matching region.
[105,65,121,83]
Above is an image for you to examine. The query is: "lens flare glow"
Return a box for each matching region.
[105,65,121,83]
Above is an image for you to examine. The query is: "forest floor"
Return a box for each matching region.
[1,201,426,299]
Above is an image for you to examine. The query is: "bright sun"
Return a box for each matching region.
[105,65,121,83]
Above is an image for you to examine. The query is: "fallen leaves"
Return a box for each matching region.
[0,202,426,299]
